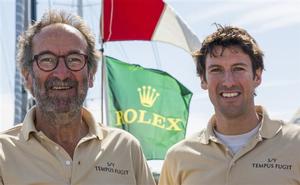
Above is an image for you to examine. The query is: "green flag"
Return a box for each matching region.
[105,56,193,160]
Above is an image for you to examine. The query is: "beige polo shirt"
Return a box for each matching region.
[0,107,155,185]
[159,106,300,185]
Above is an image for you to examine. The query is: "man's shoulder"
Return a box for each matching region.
[104,126,136,138]
[282,121,300,129]
[280,122,300,139]
[0,124,23,139]
[167,129,207,156]
[0,124,24,155]
[262,119,300,146]
[101,125,141,146]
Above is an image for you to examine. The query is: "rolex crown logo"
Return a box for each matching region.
[137,86,160,108]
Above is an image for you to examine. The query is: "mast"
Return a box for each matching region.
[14,0,36,124]
[77,0,83,17]
[14,0,28,124]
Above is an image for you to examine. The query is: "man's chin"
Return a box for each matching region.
[39,100,82,113]
[54,101,83,112]
[219,106,247,119]
[42,106,82,117]
[53,107,74,113]
[36,94,85,113]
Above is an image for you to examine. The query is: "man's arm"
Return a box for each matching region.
[0,142,4,185]
[158,155,175,185]
[0,175,3,185]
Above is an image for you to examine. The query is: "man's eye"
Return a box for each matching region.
[68,57,82,63]
[40,58,54,63]
[67,58,83,67]
[67,54,84,64]
[209,68,221,73]
[233,67,245,71]
[38,54,56,63]
[39,57,56,66]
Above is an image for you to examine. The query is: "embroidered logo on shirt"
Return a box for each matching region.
[252,158,292,170]
[95,161,129,175]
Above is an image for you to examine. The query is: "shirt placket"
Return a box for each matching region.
[69,134,98,185]
[225,134,263,185]
[36,132,73,185]
[211,137,234,185]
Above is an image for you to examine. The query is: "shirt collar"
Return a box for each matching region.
[21,106,104,141]
[256,106,282,139]
[81,107,104,140]
[199,105,283,144]
[21,106,38,141]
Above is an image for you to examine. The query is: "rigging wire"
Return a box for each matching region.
[151,42,162,69]
[47,0,52,9]
[71,0,76,12]
[100,2,105,124]
[119,43,130,62]
[100,50,105,124]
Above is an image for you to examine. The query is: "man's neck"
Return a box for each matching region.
[35,107,89,158]
[214,109,261,135]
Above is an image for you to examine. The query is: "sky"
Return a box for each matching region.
[1,0,300,170]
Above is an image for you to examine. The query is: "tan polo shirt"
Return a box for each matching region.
[0,107,155,185]
[159,106,300,185]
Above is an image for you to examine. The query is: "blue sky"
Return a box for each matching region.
[1,0,300,134]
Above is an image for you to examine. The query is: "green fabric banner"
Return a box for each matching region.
[105,56,192,160]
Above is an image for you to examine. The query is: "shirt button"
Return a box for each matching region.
[55,146,59,150]
[65,160,71,166]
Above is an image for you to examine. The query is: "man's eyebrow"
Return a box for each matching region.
[232,63,249,67]
[67,49,86,54]
[207,64,221,69]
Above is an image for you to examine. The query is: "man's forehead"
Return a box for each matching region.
[33,23,85,41]
[210,45,244,56]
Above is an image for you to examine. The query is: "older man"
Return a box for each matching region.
[0,10,155,185]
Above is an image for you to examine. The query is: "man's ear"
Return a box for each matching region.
[23,70,34,96]
[88,72,94,88]
[254,68,262,88]
[200,76,208,90]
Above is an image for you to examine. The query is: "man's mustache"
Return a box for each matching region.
[45,77,78,90]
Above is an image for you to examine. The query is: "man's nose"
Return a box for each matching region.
[52,58,71,80]
[222,71,236,88]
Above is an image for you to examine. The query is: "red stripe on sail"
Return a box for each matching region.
[102,0,164,41]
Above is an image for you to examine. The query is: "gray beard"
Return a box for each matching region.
[32,75,88,124]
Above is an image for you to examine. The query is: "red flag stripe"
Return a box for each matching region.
[102,0,165,41]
